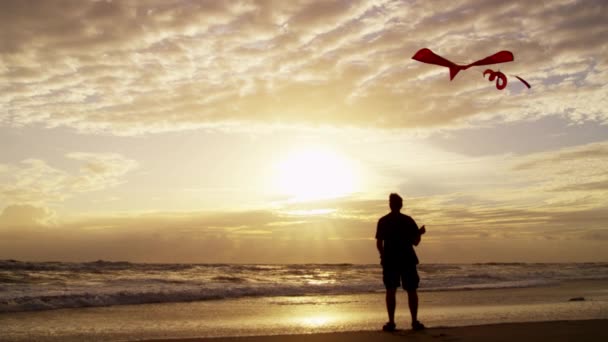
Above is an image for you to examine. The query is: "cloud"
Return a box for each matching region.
[1,0,606,134]
[555,180,608,192]
[0,204,55,228]
[0,203,377,262]
[0,138,591,262]
[0,159,69,204]
[0,153,138,206]
[514,142,608,170]
[1,194,606,262]
[66,152,139,192]
[511,141,608,208]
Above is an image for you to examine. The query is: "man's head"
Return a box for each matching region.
[389,193,403,212]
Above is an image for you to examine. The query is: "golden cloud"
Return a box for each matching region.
[0,153,138,206]
[1,0,606,134]
[1,195,606,262]
[0,204,55,228]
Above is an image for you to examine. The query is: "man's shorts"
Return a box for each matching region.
[382,263,419,291]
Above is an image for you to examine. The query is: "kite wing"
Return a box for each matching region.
[466,51,514,68]
[412,48,515,81]
[412,48,463,80]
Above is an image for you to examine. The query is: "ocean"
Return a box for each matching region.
[2,260,607,313]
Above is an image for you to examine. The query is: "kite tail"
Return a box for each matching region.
[514,76,531,89]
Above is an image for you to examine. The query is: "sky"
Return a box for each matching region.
[1,0,607,263]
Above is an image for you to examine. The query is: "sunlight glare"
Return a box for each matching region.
[274,147,358,201]
[298,315,335,328]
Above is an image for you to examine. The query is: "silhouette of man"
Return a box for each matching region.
[376,193,426,331]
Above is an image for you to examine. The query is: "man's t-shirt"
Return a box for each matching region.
[376,212,420,266]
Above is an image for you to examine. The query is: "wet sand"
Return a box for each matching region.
[2,280,607,341]
[140,319,607,342]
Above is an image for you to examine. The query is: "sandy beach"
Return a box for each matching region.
[139,320,607,342]
[2,279,607,342]
[139,320,608,342]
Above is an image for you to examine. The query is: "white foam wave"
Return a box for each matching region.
[1,261,607,313]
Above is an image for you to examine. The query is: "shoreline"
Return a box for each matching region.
[1,279,607,341]
[1,278,604,314]
[137,319,608,342]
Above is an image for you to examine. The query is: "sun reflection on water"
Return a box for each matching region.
[302,271,336,285]
[298,314,336,328]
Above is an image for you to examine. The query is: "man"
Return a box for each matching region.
[376,193,426,332]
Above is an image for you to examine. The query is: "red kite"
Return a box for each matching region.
[412,48,530,90]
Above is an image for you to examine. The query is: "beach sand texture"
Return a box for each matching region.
[2,279,607,341]
[141,320,607,342]
[2,274,607,341]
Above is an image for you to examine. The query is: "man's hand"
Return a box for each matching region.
[419,225,426,235]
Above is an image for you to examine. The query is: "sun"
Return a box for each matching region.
[274,147,358,201]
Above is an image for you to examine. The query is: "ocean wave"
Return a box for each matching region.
[1,290,220,313]
[2,261,607,313]
[0,277,571,313]
[473,262,529,266]
[0,283,377,313]
[423,279,557,292]
[212,276,248,283]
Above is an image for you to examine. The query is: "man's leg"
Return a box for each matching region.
[407,288,425,330]
[403,264,423,329]
[385,287,397,324]
[406,289,418,323]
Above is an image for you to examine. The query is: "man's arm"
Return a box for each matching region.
[413,225,426,246]
[376,239,384,259]
[375,219,384,260]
